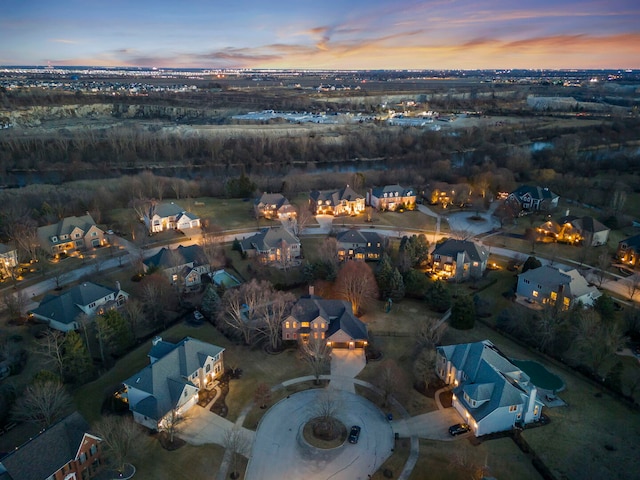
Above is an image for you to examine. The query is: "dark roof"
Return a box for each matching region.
[123,337,224,421]
[558,215,609,233]
[255,193,289,208]
[518,265,570,288]
[336,229,383,245]
[149,202,185,218]
[289,298,368,342]
[0,412,94,480]
[30,282,119,325]
[510,185,558,201]
[239,227,299,253]
[370,184,415,198]
[144,244,209,269]
[432,239,489,263]
[620,233,640,250]
[310,185,363,206]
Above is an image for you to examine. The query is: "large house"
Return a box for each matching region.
[0,242,18,278]
[123,336,224,430]
[0,412,103,480]
[436,340,545,437]
[37,213,106,255]
[336,229,384,261]
[30,281,129,332]
[144,244,210,291]
[254,193,296,219]
[143,202,200,234]
[282,294,368,348]
[239,227,301,265]
[366,184,416,211]
[309,185,365,216]
[617,233,640,268]
[516,265,601,309]
[506,185,559,214]
[431,239,489,281]
[537,215,610,247]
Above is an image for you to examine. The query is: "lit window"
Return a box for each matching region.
[301,322,309,327]
[509,405,517,412]
[285,321,290,329]
[532,291,539,298]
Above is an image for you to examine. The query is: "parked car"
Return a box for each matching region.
[448,423,470,436]
[348,425,361,444]
[193,310,204,323]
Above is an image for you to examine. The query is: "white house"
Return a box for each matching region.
[144,202,200,234]
[123,336,224,431]
[436,340,545,436]
[30,282,129,332]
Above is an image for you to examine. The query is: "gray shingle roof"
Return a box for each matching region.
[150,202,186,218]
[144,244,209,269]
[124,337,224,421]
[310,186,363,206]
[290,298,368,342]
[0,412,93,480]
[255,193,289,208]
[371,184,414,198]
[37,213,101,248]
[558,215,609,234]
[620,233,640,251]
[511,185,558,201]
[432,239,488,263]
[240,227,300,253]
[518,265,570,288]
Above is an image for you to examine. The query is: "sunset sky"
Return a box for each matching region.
[2,0,639,70]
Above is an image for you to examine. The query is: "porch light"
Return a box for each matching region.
[326,341,332,347]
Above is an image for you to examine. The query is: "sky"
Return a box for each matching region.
[1,0,639,70]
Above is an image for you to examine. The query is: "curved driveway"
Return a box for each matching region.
[244,388,394,480]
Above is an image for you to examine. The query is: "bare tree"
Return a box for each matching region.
[335,261,378,315]
[94,415,146,474]
[223,426,251,479]
[594,250,611,288]
[256,290,295,351]
[376,359,407,407]
[254,383,271,409]
[309,388,343,440]
[416,315,447,349]
[413,348,437,393]
[625,274,640,302]
[300,338,331,385]
[318,237,339,269]
[140,273,171,329]
[292,207,313,236]
[2,290,28,322]
[122,299,145,338]
[11,380,73,428]
[160,408,184,444]
[52,263,72,290]
[35,329,66,378]
[569,310,625,376]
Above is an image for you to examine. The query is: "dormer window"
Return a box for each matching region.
[51,236,58,242]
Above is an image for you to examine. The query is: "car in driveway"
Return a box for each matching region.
[448,423,470,436]
[348,425,361,444]
[192,310,204,324]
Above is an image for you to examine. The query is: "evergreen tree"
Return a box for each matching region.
[425,280,451,313]
[594,293,615,319]
[387,268,406,302]
[522,256,542,273]
[96,311,135,361]
[450,295,476,330]
[403,269,430,298]
[375,253,395,299]
[201,283,220,321]
[62,331,94,384]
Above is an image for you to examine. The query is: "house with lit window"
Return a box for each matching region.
[617,233,640,268]
[143,244,211,291]
[367,184,416,211]
[239,227,301,266]
[0,242,18,279]
[143,202,200,234]
[431,239,489,280]
[37,213,106,255]
[537,214,610,247]
[506,185,559,214]
[123,336,224,431]
[516,265,600,309]
[29,281,129,332]
[309,185,365,216]
[282,293,368,349]
[336,229,385,261]
[436,340,544,437]
[0,411,103,480]
[254,193,297,219]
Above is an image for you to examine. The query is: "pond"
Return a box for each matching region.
[510,359,565,392]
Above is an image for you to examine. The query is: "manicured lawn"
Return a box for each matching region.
[134,441,228,479]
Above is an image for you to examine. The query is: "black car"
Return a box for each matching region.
[348,425,361,444]
[448,423,470,436]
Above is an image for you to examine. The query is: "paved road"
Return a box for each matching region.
[244,388,394,480]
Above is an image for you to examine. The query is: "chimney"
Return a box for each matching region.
[565,209,570,216]
[115,281,121,291]
[152,336,162,346]
[309,285,315,296]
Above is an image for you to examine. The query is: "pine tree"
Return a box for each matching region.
[450,295,476,330]
[62,330,94,384]
[201,283,220,320]
[425,280,451,313]
[387,268,406,302]
[375,253,394,300]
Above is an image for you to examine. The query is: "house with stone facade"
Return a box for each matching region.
[309,185,365,216]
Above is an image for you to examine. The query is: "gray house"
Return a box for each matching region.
[366,184,416,211]
[336,229,385,261]
[123,336,224,431]
[431,239,489,280]
[506,185,559,214]
[436,340,544,436]
[240,227,301,265]
[37,213,106,255]
[516,265,600,309]
[143,244,211,291]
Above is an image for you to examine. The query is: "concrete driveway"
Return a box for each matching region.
[330,348,366,393]
[446,210,500,236]
[179,404,255,446]
[392,409,463,441]
[245,388,394,480]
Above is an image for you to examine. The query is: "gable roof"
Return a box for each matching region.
[255,193,289,208]
[289,297,368,342]
[558,215,609,234]
[0,412,95,480]
[149,202,186,218]
[123,337,224,421]
[240,227,300,252]
[432,239,489,263]
[619,233,640,251]
[30,282,120,325]
[37,214,100,246]
[371,184,415,198]
[144,244,209,269]
[510,185,558,202]
[0,243,16,255]
[310,186,364,206]
[336,229,383,245]
[518,265,570,287]
[438,340,534,422]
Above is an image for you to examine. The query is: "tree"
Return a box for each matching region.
[36,329,66,378]
[450,295,476,330]
[376,359,407,407]
[11,380,73,428]
[594,250,611,288]
[300,338,331,385]
[569,310,624,376]
[413,348,437,393]
[256,290,295,351]
[160,408,184,444]
[2,290,27,323]
[122,299,145,339]
[200,283,220,321]
[309,388,343,440]
[594,294,616,319]
[94,415,146,474]
[218,279,272,345]
[522,256,542,273]
[335,261,378,315]
[254,382,271,409]
[96,310,135,363]
[223,426,251,479]
[416,315,447,349]
[403,269,430,299]
[624,274,640,301]
[425,280,451,313]
[140,273,171,329]
[62,330,93,383]
[398,234,429,271]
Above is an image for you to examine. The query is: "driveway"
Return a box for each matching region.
[446,210,500,236]
[245,388,394,480]
[391,409,463,441]
[179,404,255,446]
[330,348,366,393]
[314,214,334,234]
